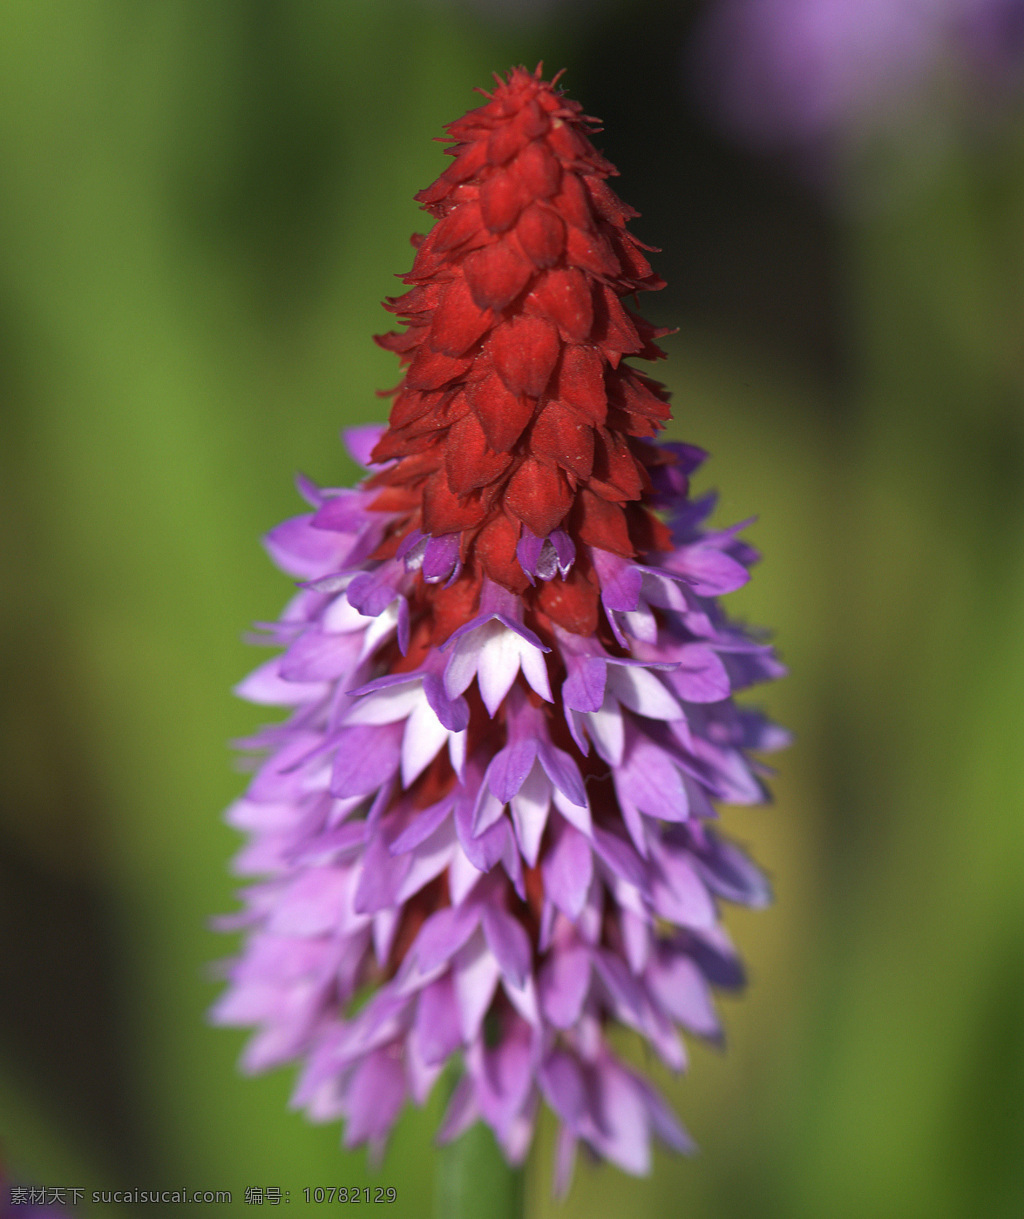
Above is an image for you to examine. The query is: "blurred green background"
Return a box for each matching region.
[1,2,1021,1217]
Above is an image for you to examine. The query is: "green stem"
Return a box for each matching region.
[434,1123,525,1219]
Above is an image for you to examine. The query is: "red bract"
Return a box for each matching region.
[371,65,673,630]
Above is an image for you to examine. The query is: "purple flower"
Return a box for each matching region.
[212,68,786,1190]
[691,0,1024,152]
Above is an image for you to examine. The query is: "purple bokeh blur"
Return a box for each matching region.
[691,0,1024,152]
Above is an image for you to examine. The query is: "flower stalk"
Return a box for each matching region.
[436,1118,525,1219]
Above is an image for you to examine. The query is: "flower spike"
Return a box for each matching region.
[214,66,786,1190]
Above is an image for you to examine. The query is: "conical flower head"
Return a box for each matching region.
[213,67,787,1190]
[370,65,674,631]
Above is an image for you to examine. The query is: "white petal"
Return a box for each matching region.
[620,907,651,974]
[443,630,487,698]
[235,659,327,706]
[372,908,399,966]
[472,787,505,837]
[477,628,523,716]
[360,602,399,657]
[321,588,362,633]
[622,606,658,643]
[448,846,483,905]
[502,973,540,1026]
[448,730,467,777]
[586,698,625,765]
[641,571,688,611]
[401,698,449,786]
[607,666,682,721]
[454,932,502,1042]
[346,683,422,725]
[510,765,551,867]
[519,640,553,703]
[553,787,592,836]
[608,873,646,918]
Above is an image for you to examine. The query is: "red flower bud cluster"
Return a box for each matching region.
[369,66,677,636]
